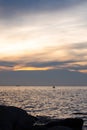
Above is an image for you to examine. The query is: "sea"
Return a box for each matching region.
[0,86,87,130]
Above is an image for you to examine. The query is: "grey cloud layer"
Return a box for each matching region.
[0,0,85,20]
[0,61,17,67]
[0,59,87,72]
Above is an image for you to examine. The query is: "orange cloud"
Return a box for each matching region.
[0,66,12,71]
[78,70,87,73]
[14,66,53,71]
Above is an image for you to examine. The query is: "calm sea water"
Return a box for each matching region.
[0,86,87,129]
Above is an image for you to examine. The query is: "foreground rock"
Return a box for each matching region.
[0,105,84,130]
[0,105,37,130]
[45,118,83,130]
[34,118,83,130]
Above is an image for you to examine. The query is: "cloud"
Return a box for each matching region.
[0,61,16,67]
[0,0,87,85]
[0,0,84,13]
[0,61,19,71]
[70,42,87,49]
[0,0,86,23]
[23,59,87,72]
[0,42,87,62]
[0,0,87,56]
[0,48,87,73]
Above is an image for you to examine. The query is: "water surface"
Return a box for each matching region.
[0,86,87,129]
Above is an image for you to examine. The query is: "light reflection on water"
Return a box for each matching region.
[0,86,87,129]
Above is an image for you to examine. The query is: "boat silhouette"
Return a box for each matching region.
[53,85,55,88]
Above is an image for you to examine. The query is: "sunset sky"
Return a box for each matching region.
[0,0,87,86]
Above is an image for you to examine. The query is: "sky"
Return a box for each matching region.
[0,0,87,86]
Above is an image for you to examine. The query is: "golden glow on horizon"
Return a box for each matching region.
[14,66,53,71]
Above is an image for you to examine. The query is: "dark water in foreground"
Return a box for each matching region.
[0,86,87,129]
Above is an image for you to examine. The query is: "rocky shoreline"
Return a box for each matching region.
[0,105,84,130]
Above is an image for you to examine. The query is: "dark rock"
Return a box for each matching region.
[32,125,48,130]
[45,118,83,130]
[47,126,72,130]
[0,105,37,130]
[0,105,84,130]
